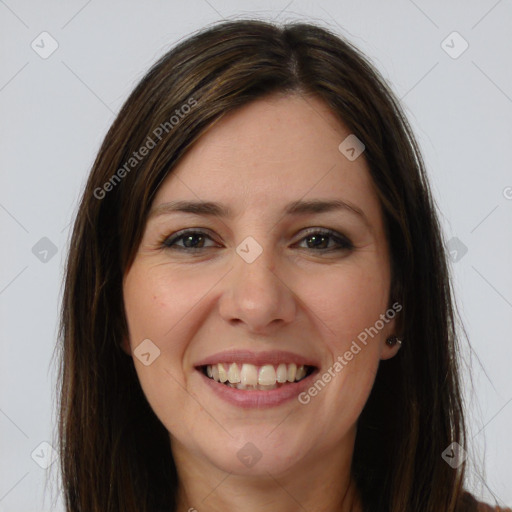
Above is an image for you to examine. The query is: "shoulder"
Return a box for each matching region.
[459,491,512,512]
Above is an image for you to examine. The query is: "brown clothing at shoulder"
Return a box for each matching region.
[459,491,512,512]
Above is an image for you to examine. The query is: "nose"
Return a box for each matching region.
[218,246,297,335]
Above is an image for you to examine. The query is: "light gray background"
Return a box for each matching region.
[1,1,511,510]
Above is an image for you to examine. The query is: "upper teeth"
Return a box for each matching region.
[206,363,308,386]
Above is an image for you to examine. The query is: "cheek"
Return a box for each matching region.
[123,262,211,346]
[123,261,223,409]
[122,263,210,431]
[297,259,390,348]
[292,258,389,414]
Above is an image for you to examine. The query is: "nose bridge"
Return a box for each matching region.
[233,235,281,306]
[236,238,278,292]
[217,234,296,332]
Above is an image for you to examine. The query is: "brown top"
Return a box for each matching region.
[477,503,512,511]
[461,492,512,512]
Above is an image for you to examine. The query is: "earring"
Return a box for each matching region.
[386,336,402,347]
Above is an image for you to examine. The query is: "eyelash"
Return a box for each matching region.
[160,228,354,253]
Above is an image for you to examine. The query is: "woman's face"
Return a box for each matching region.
[122,94,400,478]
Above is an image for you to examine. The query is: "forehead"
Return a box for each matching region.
[153,94,381,223]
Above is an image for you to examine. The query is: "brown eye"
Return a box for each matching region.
[162,230,218,250]
[297,229,354,252]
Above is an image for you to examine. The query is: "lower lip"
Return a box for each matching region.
[198,369,317,409]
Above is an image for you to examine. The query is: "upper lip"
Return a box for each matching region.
[194,349,320,368]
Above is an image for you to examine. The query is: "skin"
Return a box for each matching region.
[122,93,402,512]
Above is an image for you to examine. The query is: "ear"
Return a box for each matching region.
[379,300,404,361]
[120,337,132,356]
[380,336,402,360]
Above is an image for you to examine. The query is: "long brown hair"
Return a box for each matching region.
[55,19,468,511]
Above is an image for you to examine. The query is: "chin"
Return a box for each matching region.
[209,438,306,477]
[183,421,316,478]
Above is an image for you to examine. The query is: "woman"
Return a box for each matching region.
[57,19,509,512]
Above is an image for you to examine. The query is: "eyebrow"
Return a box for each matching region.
[149,199,371,229]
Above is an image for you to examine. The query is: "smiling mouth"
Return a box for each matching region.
[200,362,316,391]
